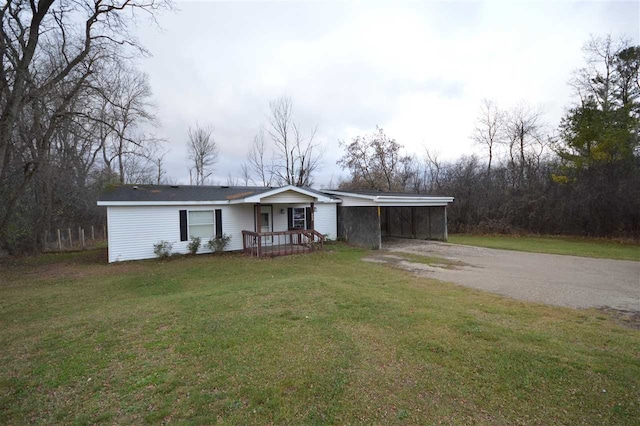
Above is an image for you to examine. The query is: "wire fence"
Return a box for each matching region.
[43,224,107,252]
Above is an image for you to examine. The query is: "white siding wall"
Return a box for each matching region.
[260,190,315,204]
[314,203,338,239]
[221,204,254,251]
[107,202,338,262]
[337,195,378,207]
[268,203,337,239]
[107,206,178,262]
[271,206,289,232]
[107,204,253,262]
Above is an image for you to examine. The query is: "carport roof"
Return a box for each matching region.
[321,189,454,206]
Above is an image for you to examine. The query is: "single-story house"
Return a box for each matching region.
[97,185,454,262]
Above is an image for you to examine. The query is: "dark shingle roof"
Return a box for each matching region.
[99,185,273,202]
[99,185,341,203]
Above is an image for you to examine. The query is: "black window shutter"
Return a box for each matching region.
[179,210,188,241]
[305,207,312,230]
[215,209,222,238]
[287,208,293,230]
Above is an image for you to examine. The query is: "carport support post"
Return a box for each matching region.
[376,206,382,250]
[411,207,416,239]
[444,206,448,241]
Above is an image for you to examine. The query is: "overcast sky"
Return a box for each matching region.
[133,0,639,187]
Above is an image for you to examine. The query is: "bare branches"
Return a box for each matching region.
[338,127,414,192]
[187,123,218,186]
[243,96,323,187]
[472,99,502,176]
[246,128,274,187]
[0,0,171,252]
[504,102,546,184]
[470,99,548,187]
[267,96,322,186]
[569,35,637,112]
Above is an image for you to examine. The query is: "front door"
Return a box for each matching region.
[260,211,271,233]
[258,206,272,245]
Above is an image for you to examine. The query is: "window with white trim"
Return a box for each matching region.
[292,207,306,229]
[188,210,215,239]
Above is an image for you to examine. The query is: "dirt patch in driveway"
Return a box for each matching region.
[373,238,640,313]
[597,307,640,330]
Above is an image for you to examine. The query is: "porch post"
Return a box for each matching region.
[255,203,261,232]
[309,202,315,230]
[255,203,262,257]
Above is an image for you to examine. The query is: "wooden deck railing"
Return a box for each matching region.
[242,229,325,257]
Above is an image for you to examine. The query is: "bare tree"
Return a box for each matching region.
[246,129,274,186]
[153,154,166,185]
[266,97,323,186]
[187,124,218,186]
[503,103,546,185]
[424,148,443,192]
[472,99,503,175]
[226,172,242,186]
[570,35,617,112]
[0,0,170,252]
[102,65,158,184]
[338,127,414,191]
[239,163,252,186]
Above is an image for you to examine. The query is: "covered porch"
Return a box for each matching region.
[238,187,335,257]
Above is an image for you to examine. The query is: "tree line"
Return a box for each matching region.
[337,36,639,238]
[0,0,171,254]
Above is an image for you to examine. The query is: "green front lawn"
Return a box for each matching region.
[449,234,640,261]
[1,245,638,424]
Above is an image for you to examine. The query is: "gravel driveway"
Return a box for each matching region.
[382,238,640,311]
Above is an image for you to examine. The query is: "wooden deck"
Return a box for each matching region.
[242,229,325,257]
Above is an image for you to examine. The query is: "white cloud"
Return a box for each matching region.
[134,0,640,186]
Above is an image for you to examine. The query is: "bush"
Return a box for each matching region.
[187,237,201,255]
[207,234,231,253]
[153,240,173,259]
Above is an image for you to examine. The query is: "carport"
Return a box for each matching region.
[322,190,454,249]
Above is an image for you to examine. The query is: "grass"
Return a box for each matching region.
[0,244,638,424]
[449,234,640,261]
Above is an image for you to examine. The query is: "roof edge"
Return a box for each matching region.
[322,189,453,201]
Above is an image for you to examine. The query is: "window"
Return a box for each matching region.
[292,207,306,229]
[287,207,312,230]
[189,210,214,239]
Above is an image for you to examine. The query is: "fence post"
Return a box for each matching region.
[57,229,62,250]
[81,228,85,249]
[91,225,95,240]
[78,227,81,248]
[68,228,72,247]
